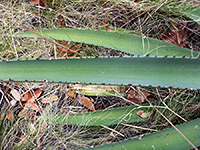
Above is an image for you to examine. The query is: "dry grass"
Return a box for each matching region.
[0,0,199,149]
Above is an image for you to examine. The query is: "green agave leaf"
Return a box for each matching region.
[87,118,200,150]
[12,28,198,57]
[41,105,152,126]
[179,6,200,25]
[0,57,199,89]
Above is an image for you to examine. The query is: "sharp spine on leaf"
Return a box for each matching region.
[182,56,186,58]
[173,56,176,58]
[146,54,150,57]
[164,55,168,58]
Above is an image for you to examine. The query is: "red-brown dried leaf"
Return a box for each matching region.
[127,89,150,104]
[30,0,46,8]
[5,113,14,121]
[24,102,41,111]
[56,41,80,58]
[21,89,43,103]
[160,23,190,48]
[80,96,95,111]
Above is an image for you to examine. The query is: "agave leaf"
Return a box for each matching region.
[87,118,200,149]
[0,57,199,89]
[179,6,200,25]
[12,28,198,57]
[40,105,152,126]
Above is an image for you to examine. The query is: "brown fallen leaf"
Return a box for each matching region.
[11,89,21,101]
[136,110,151,118]
[21,89,43,103]
[80,96,95,111]
[20,89,42,111]
[24,102,41,111]
[30,0,46,8]
[136,110,144,116]
[21,92,32,102]
[57,41,81,58]
[5,113,14,121]
[67,90,76,98]
[127,89,150,104]
[41,95,58,103]
[160,23,190,48]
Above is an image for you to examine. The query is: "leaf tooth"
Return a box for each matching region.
[43,80,48,83]
[168,86,173,88]
[131,54,134,57]
[137,55,140,57]
[9,79,14,81]
[17,59,20,61]
[138,84,142,86]
[25,80,28,82]
[75,82,80,84]
[146,54,150,57]
[128,84,132,86]
[173,56,176,58]
[120,54,123,57]
[2,59,8,62]
[149,85,152,87]
[182,56,186,58]
[164,55,168,58]
[155,55,158,58]
[36,57,40,60]
[95,56,99,58]
[101,83,105,85]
